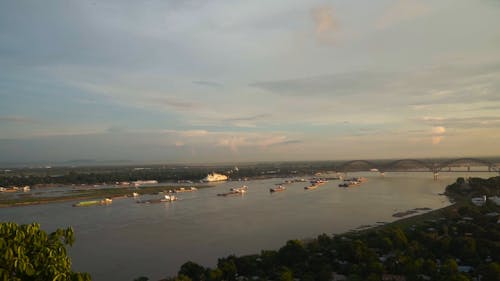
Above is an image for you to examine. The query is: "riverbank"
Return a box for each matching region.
[0,184,211,208]
[159,176,500,281]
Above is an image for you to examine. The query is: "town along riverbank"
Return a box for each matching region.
[157,176,500,281]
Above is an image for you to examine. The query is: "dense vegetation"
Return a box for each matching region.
[0,222,91,281]
[144,177,500,281]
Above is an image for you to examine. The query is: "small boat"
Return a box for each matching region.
[160,195,178,202]
[217,186,247,197]
[230,185,248,193]
[171,187,197,193]
[270,185,286,192]
[304,185,318,190]
[137,195,177,204]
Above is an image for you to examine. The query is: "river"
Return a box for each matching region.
[0,171,496,280]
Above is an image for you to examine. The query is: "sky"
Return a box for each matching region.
[1,0,500,164]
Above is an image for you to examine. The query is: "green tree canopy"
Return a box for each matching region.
[0,222,91,281]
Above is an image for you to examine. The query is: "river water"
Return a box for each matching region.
[0,171,496,280]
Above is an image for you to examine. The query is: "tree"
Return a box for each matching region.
[480,262,500,281]
[217,257,237,281]
[0,222,91,281]
[278,240,307,267]
[179,261,206,281]
[278,267,293,281]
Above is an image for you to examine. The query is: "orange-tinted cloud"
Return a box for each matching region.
[311,5,338,44]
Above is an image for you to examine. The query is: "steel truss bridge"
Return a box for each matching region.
[335,158,500,179]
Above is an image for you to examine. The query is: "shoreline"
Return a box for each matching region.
[0,184,213,208]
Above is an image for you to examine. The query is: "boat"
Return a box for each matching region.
[203,172,228,182]
[132,180,158,187]
[304,185,318,190]
[137,195,177,204]
[217,191,242,196]
[270,185,286,192]
[217,186,247,197]
[230,185,248,193]
[73,198,112,207]
[171,187,197,193]
[160,195,177,202]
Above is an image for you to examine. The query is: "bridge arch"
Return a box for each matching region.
[336,160,379,172]
[436,158,498,172]
[382,159,434,171]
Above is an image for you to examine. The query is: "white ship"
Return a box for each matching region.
[203,172,228,182]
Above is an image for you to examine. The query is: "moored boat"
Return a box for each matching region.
[270,185,286,192]
[170,187,197,193]
[218,186,247,197]
[304,185,318,190]
[230,185,248,193]
[73,198,112,207]
[161,195,178,202]
[203,172,228,182]
[137,195,178,204]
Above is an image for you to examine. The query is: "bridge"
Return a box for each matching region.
[334,158,500,179]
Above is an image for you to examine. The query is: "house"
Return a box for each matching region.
[471,196,486,206]
[489,196,500,206]
[458,266,473,273]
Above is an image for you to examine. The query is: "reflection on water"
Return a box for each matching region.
[0,172,496,281]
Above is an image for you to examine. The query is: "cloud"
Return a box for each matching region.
[192,80,223,88]
[251,61,500,111]
[216,134,301,153]
[179,130,209,137]
[250,71,391,96]
[0,116,37,124]
[311,5,338,44]
[148,97,199,110]
[431,126,446,135]
[432,135,444,145]
[223,114,271,122]
[430,126,446,145]
[376,0,431,30]
[418,116,500,129]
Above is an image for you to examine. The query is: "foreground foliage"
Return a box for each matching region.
[0,222,91,281]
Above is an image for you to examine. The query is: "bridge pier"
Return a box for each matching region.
[433,172,439,180]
